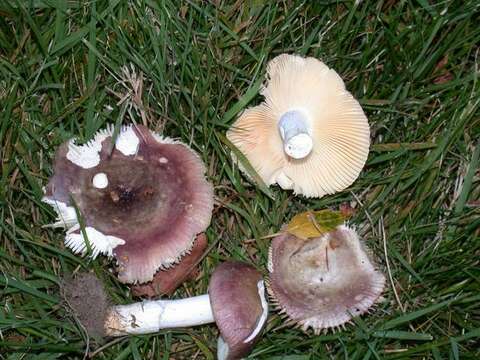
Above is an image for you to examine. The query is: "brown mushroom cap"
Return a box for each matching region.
[227,53,370,198]
[268,225,384,333]
[208,261,268,360]
[43,125,214,284]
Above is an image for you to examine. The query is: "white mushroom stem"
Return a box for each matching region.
[278,110,313,159]
[105,294,214,336]
[103,280,269,344]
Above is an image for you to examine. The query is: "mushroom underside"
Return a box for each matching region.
[226,53,370,198]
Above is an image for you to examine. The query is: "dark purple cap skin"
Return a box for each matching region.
[44,125,213,283]
[208,261,267,360]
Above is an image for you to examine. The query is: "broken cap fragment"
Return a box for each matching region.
[226,53,370,198]
[43,124,214,284]
[268,225,384,333]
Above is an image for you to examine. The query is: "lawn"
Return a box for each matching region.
[1,0,479,359]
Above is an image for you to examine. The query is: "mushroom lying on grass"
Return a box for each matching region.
[64,261,268,360]
[43,124,214,284]
[268,223,384,333]
[227,54,370,198]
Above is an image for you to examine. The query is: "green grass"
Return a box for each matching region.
[1,0,479,358]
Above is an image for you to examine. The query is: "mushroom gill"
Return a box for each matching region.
[227,53,370,198]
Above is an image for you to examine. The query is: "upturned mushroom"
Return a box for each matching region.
[268,225,384,333]
[226,54,370,198]
[43,124,214,284]
[64,261,268,360]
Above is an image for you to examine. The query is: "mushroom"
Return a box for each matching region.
[226,54,370,198]
[267,225,384,333]
[208,261,269,360]
[64,261,268,360]
[43,124,214,284]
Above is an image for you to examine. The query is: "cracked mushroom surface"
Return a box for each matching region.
[43,124,214,284]
[226,53,370,198]
[268,225,385,332]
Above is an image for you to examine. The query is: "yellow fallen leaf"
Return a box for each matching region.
[286,210,346,240]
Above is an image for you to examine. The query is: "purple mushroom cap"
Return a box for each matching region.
[43,124,214,284]
[268,225,385,333]
[208,261,268,360]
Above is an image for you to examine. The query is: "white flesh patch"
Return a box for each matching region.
[115,126,139,156]
[244,280,268,343]
[41,197,78,229]
[65,124,140,169]
[66,131,110,169]
[217,336,229,360]
[267,246,274,273]
[285,133,313,159]
[274,171,294,190]
[92,172,108,188]
[65,226,126,259]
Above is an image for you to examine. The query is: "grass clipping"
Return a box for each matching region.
[62,272,110,340]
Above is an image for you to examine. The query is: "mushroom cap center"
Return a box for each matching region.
[76,153,185,236]
[282,234,358,298]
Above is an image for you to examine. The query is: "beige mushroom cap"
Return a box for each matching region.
[268,225,385,332]
[226,54,370,198]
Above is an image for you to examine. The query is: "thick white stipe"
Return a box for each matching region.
[107,294,214,335]
[278,110,313,159]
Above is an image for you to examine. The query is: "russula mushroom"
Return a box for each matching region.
[43,124,214,284]
[268,225,384,333]
[226,53,370,198]
[208,261,269,360]
[64,261,268,360]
